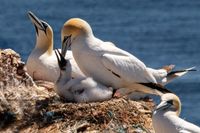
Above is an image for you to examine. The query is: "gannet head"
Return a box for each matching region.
[28,11,53,54]
[155,93,181,116]
[61,18,93,49]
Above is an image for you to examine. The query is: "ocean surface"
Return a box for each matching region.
[0,0,200,125]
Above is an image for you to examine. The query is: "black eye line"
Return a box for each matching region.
[63,35,72,44]
[34,25,39,36]
[167,100,173,105]
[41,22,48,34]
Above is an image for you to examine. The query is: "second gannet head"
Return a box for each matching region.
[155,93,181,116]
[28,11,53,55]
[61,18,93,49]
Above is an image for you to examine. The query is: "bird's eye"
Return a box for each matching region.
[42,22,48,30]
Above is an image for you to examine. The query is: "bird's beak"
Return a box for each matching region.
[27,11,46,32]
[61,35,72,57]
[155,101,170,111]
[55,49,67,70]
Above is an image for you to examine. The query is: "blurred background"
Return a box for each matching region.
[0,0,200,125]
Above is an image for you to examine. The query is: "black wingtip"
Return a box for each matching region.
[189,69,197,71]
[139,83,173,94]
[167,68,197,76]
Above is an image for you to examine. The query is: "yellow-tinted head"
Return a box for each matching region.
[36,21,53,46]
[61,18,93,44]
[28,11,53,54]
[159,93,181,116]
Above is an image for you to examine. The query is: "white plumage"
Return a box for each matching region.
[54,48,113,103]
[153,93,200,133]
[61,18,195,95]
[26,12,84,82]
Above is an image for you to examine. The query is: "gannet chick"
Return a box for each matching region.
[54,48,113,103]
[153,93,200,133]
[61,18,195,95]
[26,12,84,82]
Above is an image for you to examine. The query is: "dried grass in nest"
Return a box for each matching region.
[0,49,155,133]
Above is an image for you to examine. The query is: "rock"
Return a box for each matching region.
[0,49,35,87]
[0,49,155,133]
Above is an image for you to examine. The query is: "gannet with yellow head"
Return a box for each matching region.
[61,18,195,96]
[26,12,84,82]
[153,93,200,133]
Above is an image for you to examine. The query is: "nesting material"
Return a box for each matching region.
[0,49,155,133]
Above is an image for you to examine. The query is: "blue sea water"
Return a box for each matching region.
[0,0,200,126]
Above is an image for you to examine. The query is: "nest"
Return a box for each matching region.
[0,49,155,133]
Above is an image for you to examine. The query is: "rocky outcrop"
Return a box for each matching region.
[0,49,155,133]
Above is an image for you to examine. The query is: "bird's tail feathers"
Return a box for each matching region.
[162,66,197,85]
[167,66,196,76]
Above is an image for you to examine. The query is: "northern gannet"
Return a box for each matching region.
[61,18,195,95]
[153,93,200,133]
[54,48,113,103]
[26,12,84,82]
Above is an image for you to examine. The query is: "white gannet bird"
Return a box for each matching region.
[153,93,200,133]
[61,18,196,95]
[26,12,84,82]
[54,47,113,103]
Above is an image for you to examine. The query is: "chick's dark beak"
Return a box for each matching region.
[55,49,67,70]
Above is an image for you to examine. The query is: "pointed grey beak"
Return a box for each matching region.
[61,35,72,57]
[27,11,46,33]
[55,49,67,70]
[155,101,171,112]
